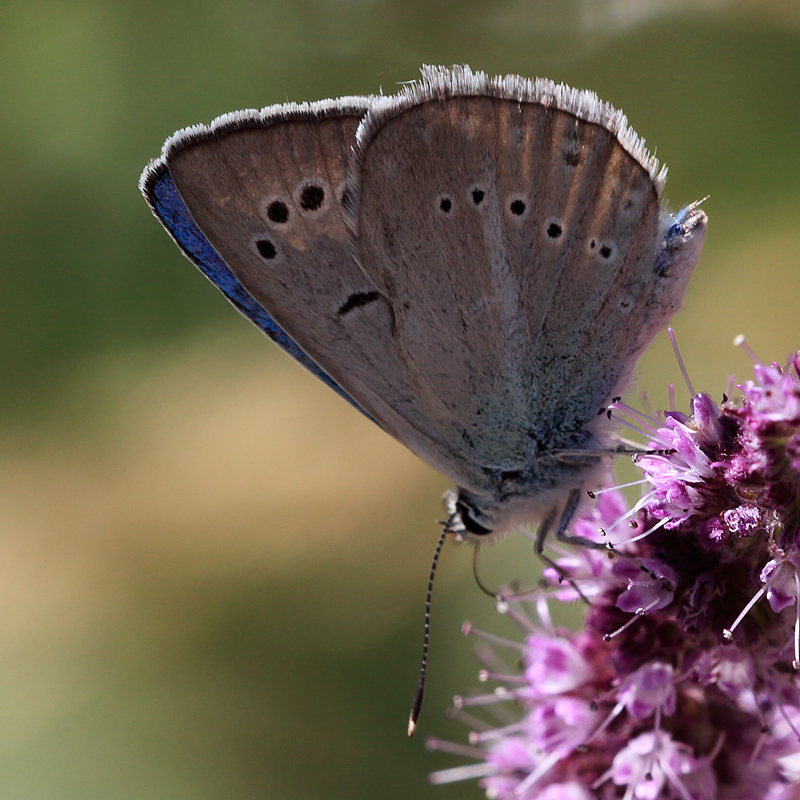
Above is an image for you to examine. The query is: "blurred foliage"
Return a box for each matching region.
[0,0,798,798]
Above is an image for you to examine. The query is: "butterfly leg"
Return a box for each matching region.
[533,505,557,557]
[532,496,593,603]
[551,488,610,550]
[534,487,599,554]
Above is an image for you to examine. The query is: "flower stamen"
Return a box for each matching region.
[669,327,696,397]
[723,583,768,640]
[733,333,764,365]
[462,621,526,653]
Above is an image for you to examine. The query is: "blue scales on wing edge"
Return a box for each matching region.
[145,167,370,418]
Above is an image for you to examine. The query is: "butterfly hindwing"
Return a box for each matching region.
[348,67,678,471]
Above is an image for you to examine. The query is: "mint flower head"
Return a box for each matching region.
[428,338,800,800]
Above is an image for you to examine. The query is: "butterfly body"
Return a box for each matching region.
[140,66,706,542]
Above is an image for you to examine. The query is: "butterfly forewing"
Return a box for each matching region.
[163,103,491,491]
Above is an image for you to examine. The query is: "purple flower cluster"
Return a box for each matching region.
[429,346,800,799]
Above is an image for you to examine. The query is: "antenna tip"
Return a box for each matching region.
[408,715,418,737]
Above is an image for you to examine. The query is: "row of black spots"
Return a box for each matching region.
[436,191,567,240]
[255,236,616,266]
[254,182,349,262]
[588,238,616,261]
[435,186,486,217]
[434,188,532,219]
[263,181,346,226]
[253,228,611,267]
[433,191,616,258]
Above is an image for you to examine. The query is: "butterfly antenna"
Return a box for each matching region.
[408,527,449,737]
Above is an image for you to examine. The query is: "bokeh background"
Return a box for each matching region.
[1,0,799,797]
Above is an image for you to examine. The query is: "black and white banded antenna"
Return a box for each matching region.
[408,527,449,737]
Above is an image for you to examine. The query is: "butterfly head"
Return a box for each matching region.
[443,488,570,544]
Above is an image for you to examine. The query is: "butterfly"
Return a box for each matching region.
[140,65,705,549]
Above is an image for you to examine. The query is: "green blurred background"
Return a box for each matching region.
[1,0,799,797]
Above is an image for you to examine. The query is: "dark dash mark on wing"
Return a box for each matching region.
[337,291,381,317]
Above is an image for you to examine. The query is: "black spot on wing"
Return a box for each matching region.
[257,239,277,259]
[267,201,289,223]
[300,185,325,211]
